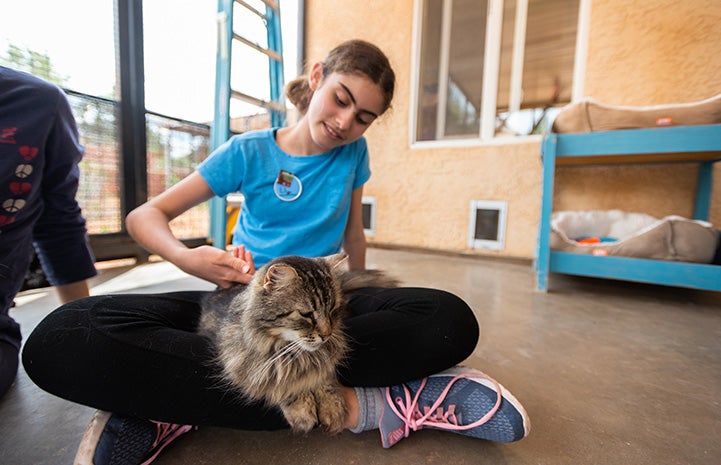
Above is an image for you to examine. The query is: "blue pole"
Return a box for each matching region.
[209,0,233,249]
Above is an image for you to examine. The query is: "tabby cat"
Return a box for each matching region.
[198,253,399,434]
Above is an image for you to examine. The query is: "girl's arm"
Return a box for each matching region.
[126,172,254,287]
[342,187,367,270]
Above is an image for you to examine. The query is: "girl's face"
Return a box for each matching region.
[305,63,386,153]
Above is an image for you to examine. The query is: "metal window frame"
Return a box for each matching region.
[88,0,150,262]
[89,0,208,262]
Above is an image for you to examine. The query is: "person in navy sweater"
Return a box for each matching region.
[0,66,96,398]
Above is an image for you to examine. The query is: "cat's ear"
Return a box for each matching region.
[264,264,298,291]
[324,253,348,270]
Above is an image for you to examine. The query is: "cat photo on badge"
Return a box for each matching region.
[274,169,302,202]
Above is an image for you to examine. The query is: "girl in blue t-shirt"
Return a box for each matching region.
[23,40,529,464]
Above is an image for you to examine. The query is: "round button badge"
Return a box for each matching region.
[273,169,302,202]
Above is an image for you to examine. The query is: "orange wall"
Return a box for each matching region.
[303,0,721,260]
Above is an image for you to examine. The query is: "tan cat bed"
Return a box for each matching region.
[552,93,721,133]
[550,210,718,263]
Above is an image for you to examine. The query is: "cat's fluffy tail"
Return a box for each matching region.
[339,269,400,292]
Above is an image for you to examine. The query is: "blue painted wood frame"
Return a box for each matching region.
[694,161,714,220]
[535,134,558,291]
[266,3,286,128]
[549,252,721,292]
[209,0,234,250]
[210,0,286,250]
[554,124,721,157]
[536,124,721,292]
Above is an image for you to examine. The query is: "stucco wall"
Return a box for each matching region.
[559,0,721,228]
[303,0,721,260]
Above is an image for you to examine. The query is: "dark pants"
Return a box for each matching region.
[22,287,479,430]
[0,336,19,399]
[0,238,32,399]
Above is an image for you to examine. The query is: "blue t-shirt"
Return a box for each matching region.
[197,128,371,267]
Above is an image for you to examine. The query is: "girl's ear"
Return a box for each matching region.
[308,61,324,91]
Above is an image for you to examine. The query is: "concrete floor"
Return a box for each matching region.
[2,247,720,465]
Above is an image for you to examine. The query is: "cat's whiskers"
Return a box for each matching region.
[254,344,296,383]
[252,339,304,385]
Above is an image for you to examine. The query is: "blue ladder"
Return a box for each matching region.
[209,0,286,249]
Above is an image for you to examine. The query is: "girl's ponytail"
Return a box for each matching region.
[285,76,312,115]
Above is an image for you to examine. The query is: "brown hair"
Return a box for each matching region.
[285,39,396,115]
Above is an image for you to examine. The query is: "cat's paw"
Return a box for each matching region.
[315,387,346,435]
[282,394,318,434]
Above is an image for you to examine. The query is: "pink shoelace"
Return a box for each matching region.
[139,422,196,465]
[384,372,503,444]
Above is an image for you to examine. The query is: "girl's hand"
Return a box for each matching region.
[174,244,255,288]
[230,244,256,275]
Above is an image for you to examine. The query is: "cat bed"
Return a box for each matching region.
[550,210,719,263]
[552,93,721,133]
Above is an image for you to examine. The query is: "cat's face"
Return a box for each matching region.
[277,303,339,351]
[256,255,347,352]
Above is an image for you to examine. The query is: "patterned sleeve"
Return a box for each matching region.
[32,86,97,285]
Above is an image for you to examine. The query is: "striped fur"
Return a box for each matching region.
[198,253,398,434]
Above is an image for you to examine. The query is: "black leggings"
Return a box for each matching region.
[22,287,479,430]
